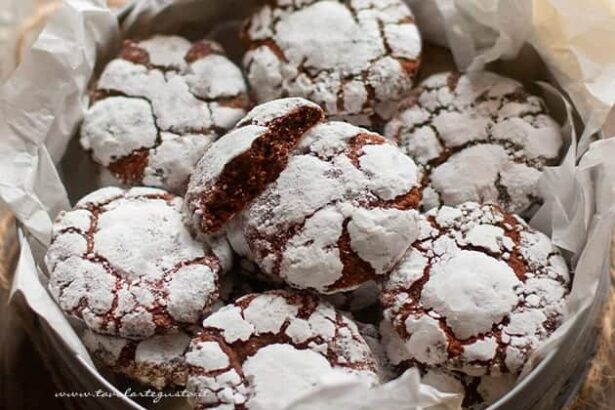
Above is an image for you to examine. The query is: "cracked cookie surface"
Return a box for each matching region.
[82,328,193,390]
[381,202,571,376]
[380,319,517,410]
[243,0,422,126]
[384,71,564,216]
[227,120,422,294]
[81,35,250,194]
[46,186,225,339]
[185,290,379,410]
[184,98,325,236]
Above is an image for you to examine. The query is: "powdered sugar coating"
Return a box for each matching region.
[243,0,421,126]
[185,291,378,410]
[82,329,192,389]
[46,187,225,339]
[381,202,570,376]
[384,71,564,216]
[380,319,517,409]
[228,121,422,294]
[81,36,250,194]
[185,98,325,235]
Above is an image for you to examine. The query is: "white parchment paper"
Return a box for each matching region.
[0,1,614,410]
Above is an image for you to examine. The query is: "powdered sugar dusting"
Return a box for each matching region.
[187,54,247,100]
[347,207,419,274]
[384,71,564,216]
[243,0,421,125]
[243,344,353,410]
[81,97,157,166]
[46,187,225,339]
[81,35,249,193]
[143,132,215,192]
[381,202,571,376]
[404,315,448,366]
[185,291,378,409]
[237,97,322,127]
[202,305,255,343]
[229,121,422,293]
[359,144,418,200]
[82,329,192,389]
[422,250,520,339]
[138,35,191,70]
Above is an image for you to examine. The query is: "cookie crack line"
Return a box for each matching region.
[93,88,220,137]
[227,108,423,294]
[47,187,225,340]
[68,199,180,334]
[386,71,565,215]
[81,35,250,194]
[184,291,378,410]
[381,203,571,377]
[243,0,422,123]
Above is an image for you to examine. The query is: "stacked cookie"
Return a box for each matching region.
[45,1,572,409]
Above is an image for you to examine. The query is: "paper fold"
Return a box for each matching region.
[0,0,119,244]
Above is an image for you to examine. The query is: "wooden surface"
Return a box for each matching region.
[569,257,615,410]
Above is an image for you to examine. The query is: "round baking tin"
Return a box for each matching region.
[13,1,612,409]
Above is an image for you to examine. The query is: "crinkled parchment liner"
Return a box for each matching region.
[0,1,614,410]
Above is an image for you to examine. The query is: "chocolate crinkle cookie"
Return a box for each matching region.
[46,187,227,339]
[82,328,193,390]
[381,202,571,377]
[384,71,564,216]
[226,110,423,294]
[184,290,379,410]
[243,0,422,126]
[80,35,250,194]
[380,319,517,410]
[184,98,324,236]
